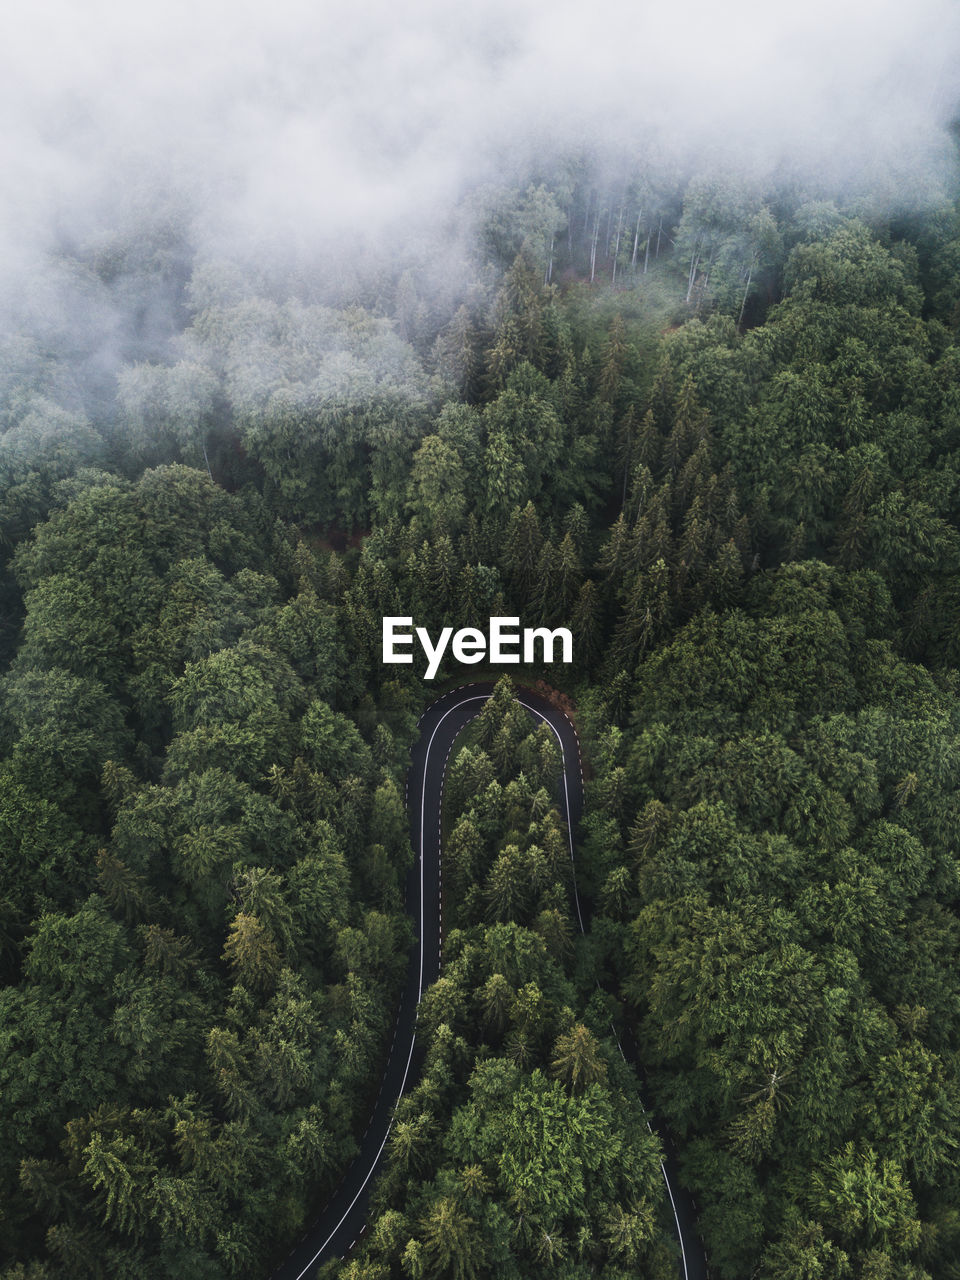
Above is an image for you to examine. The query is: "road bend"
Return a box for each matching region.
[270,681,708,1280]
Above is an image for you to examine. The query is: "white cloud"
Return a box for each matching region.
[0,0,956,278]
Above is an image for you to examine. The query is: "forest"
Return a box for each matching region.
[2,140,960,1280]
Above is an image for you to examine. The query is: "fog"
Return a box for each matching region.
[1,0,959,398]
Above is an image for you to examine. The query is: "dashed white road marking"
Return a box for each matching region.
[285,681,695,1280]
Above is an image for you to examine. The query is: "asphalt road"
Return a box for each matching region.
[270,681,708,1280]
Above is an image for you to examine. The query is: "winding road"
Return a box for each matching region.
[271,682,708,1280]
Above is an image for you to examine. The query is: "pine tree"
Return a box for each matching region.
[81,1130,154,1237]
[433,305,482,400]
[550,1024,607,1092]
[627,800,673,864]
[96,850,152,923]
[602,1202,655,1264]
[597,513,633,600]
[420,1196,487,1280]
[502,501,544,601]
[635,407,662,474]
[534,539,560,625]
[458,512,485,566]
[480,972,513,1035]
[571,580,603,669]
[611,559,670,670]
[485,847,529,922]
[562,502,589,554]
[554,533,583,621]
[428,536,458,620]
[599,314,627,408]
[711,538,745,607]
[222,913,280,991]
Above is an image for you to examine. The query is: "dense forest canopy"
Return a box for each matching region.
[3,3,960,1276]
[2,149,960,1278]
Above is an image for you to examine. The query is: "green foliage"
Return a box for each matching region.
[4,169,960,1280]
[0,467,412,1275]
[598,563,960,1277]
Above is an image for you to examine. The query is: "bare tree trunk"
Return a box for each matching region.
[545,233,555,286]
[611,205,624,285]
[590,207,601,283]
[631,210,643,267]
[656,215,663,258]
[697,248,719,315]
[685,232,702,303]
[643,229,650,274]
[737,260,754,330]
[202,439,213,482]
[685,255,699,303]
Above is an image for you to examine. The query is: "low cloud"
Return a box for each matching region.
[0,0,957,375]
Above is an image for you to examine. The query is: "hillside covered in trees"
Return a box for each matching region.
[3,146,960,1280]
